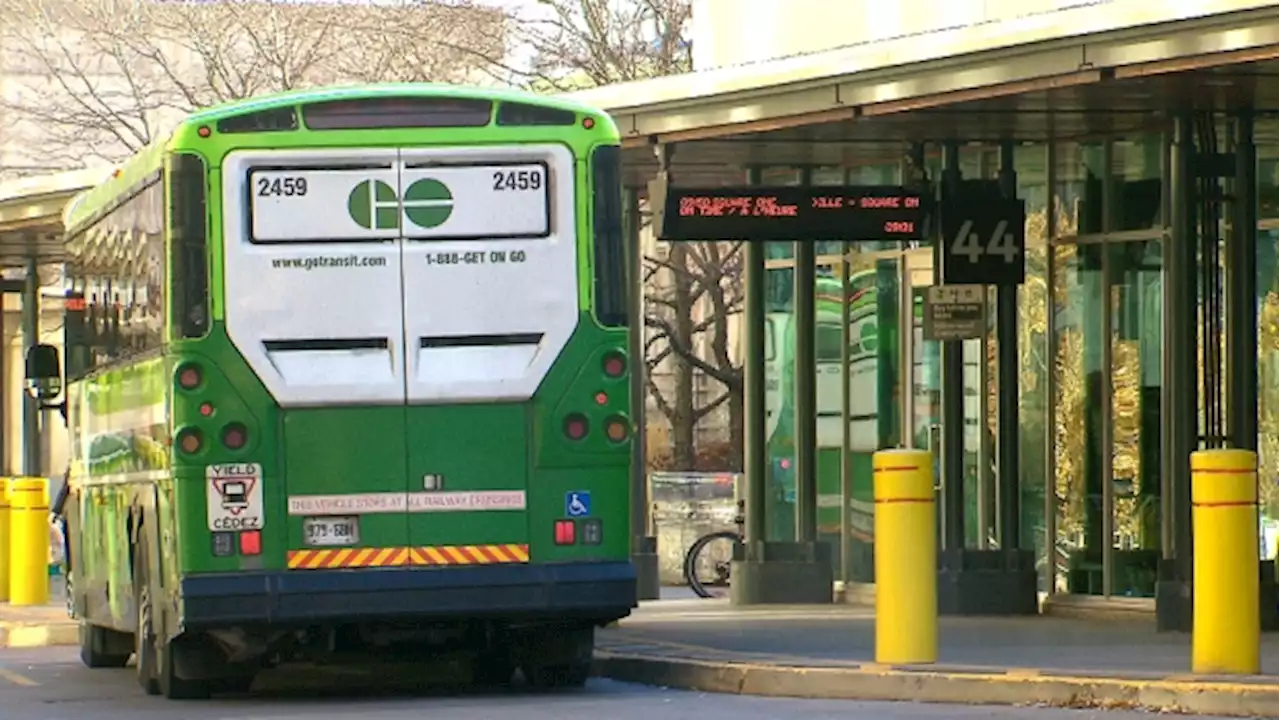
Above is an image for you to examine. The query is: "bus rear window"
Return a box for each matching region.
[590,144,626,328]
[169,152,209,339]
[302,97,493,130]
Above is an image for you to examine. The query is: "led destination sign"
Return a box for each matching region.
[658,185,926,242]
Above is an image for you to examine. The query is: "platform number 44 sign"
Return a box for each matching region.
[940,197,1026,286]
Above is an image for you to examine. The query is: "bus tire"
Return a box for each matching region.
[79,621,131,669]
[134,538,210,700]
[133,551,160,696]
[472,652,515,687]
[520,625,592,691]
[156,637,212,699]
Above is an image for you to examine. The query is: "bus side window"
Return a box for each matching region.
[590,144,626,328]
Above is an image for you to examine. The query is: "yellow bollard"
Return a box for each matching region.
[1191,449,1260,675]
[873,448,937,664]
[8,477,49,606]
[0,478,10,602]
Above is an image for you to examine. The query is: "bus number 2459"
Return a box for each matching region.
[257,176,309,197]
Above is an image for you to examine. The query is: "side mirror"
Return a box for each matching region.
[24,343,63,400]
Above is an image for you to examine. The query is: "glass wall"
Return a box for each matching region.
[1258,117,1278,561]
[1011,145,1051,584]
[757,160,906,582]
[1050,133,1165,597]
[744,121,1267,598]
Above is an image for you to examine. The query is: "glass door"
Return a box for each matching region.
[1106,239,1163,597]
[902,249,940,482]
[902,247,990,550]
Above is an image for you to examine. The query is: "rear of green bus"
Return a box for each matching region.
[165,86,635,665]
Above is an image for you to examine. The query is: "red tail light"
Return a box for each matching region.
[222,422,248,450]
[176,363,202,390]
[177,427,203,455]
[554,520,576,545]
[563,413,588,441]
[604,416,630,443]
[239,530,261,556]
[602,351,626,378]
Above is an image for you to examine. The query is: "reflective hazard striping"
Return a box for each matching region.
[286,544,530,570]
[287,546,410,570]
[410,544,530,565]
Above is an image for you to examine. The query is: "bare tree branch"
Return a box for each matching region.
[467,0,691,91]
[0,0,505,176]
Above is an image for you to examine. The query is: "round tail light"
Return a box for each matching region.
[222,422,248,450]
[176,363,202,390]
[563,413,589,441]
[602,351,627,378]
[604,416,630,443]
[176,427,203,455]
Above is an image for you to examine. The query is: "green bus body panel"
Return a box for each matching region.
[66,357,169,630]
[283,408,410,550]
[62,84,632,631]
[404,405,529,549]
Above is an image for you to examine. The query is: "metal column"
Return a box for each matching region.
[624,185,659,600]
[996,142,1021,552]
[21,259,40,477]
[794,168,817,543]
[743,166,768,548]
[1043,141,1059,596]
[937,142,966,552]
[839,241,853,582]
[1227,111,1258,452]
[1157,115,1197,632]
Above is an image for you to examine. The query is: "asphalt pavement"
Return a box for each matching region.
[0,646,1248,720]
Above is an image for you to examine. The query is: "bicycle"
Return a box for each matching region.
[682,500,744,599]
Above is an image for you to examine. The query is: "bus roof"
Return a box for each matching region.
[63,83,612,236]
[62,140,166,235]
[184,83,609,126]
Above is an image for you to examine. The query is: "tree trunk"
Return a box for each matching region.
[727,386,743,472]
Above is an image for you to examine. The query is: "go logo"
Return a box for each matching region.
[348,178,454,231]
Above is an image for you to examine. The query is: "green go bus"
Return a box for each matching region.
[25,84,636,699]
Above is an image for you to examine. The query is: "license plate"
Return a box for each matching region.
[302,516,359,547]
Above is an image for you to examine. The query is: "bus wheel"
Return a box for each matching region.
[523,662,590,690]
[134,541,210,700]
[472,650,515,687]
[79,621,131,669]
[156,636,212,700]
[520,625,592,691]
[133,560,160,695]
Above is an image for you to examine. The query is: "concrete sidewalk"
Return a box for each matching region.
[592,598,1280,717]
[0,577,75,649]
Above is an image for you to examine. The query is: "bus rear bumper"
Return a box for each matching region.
[179,560,637,629]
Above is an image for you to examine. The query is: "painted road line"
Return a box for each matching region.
[591,651,1280,718]
[0,667,39,686]
[627,609,873,623]
[0,623,78,649]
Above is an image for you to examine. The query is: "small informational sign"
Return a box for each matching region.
[206,463,265,531]
[565,490,591,517]
[923,284,987,341]
[939,195,1026,286]
[285,490,527,516]
[249,162,550,242]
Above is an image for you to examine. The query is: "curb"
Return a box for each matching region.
[591,651,1280,718]
[0,621,78,649]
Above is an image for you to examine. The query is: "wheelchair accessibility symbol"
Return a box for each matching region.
[565,491,591,518]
